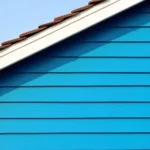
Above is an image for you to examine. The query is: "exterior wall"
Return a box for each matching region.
[0,1,150,149]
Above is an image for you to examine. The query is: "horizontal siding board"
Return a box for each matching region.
[130,1,150,13]
[103,0,150,27]
[114,28,150,42]
[0,103,150,118]
[2,43,150,58]
[1,87,150,102]
[79,28,150,42]
[2,74,150,86]
[1,119,150,133]
[6,58,150,73]
[1,58,150,73]
[52,58,150,72]
[104,13,150,27]
[137,1,150,13]
[82,43,150,57]
[5,74,150,86]
[66,43,150,57]
[1,134,150,150]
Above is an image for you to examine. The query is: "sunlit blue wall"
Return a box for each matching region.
[0,1,150,149]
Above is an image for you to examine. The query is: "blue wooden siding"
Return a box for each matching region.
[0,1,150,149]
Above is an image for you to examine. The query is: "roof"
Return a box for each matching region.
[0,0,144,71]
[0,0,105,51]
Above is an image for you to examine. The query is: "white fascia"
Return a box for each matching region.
[0,0,145,71]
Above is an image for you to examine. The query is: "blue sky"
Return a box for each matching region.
[0,0,88,43]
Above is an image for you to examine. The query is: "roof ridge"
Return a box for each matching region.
[0,0,106,50]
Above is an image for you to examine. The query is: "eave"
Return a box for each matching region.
[0,0,144,71]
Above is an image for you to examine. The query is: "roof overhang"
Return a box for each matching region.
[0,0,145,71]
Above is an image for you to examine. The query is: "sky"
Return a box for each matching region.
[0,0,88,44]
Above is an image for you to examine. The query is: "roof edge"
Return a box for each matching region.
[0,0,145,71]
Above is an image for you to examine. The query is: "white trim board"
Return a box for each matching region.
[0,0,145,71]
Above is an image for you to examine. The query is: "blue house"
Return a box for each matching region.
[0,0,150,149]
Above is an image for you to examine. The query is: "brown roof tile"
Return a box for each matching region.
[54,13,78,22]
[0,44,11,50]
[0,0,106,51]
[71,4,94,13]
[38,22,56,29]
[89,0,104,4]
[2,37,26,46]
[20,27,47,38]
